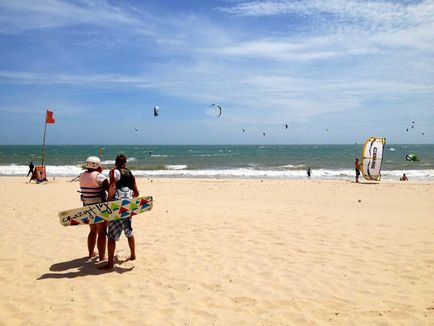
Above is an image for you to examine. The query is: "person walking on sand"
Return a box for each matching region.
[79,156,109,261]
[100,154,139,270]
[355,158,362,183]
[27,161,34,177]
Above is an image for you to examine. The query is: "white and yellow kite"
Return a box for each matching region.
[361,136,386,181]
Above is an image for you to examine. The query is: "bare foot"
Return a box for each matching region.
[127,255,136,261]
[98,263,114,270]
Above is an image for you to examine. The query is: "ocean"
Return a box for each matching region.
[0,144,433,180]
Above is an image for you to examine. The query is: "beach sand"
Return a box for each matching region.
[1,176,434,325]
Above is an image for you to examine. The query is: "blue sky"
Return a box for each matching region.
[0,0,433,144]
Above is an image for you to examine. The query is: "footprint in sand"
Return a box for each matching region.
[232,296,257,306]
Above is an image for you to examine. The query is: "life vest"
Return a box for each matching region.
[79,170,106,204]
[115,168,134,189]
[113,168,135,199]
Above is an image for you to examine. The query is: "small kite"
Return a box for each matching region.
[242,128,245,133]
[262,132,266,136]
[135,128,138,132]
[154,106,160,117]
[285,124,288,129]
[210,104,222,117]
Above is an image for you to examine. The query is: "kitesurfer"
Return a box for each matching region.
[100,154,140,269]
[355,158,362,183]
[79,156,109,261]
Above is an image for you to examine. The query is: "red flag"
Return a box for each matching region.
[45,110,55,124]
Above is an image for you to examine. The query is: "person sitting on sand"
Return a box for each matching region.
[100,154,139,270]
[400,173,408,181]
[79,156,109,261]
[355,158,362,183]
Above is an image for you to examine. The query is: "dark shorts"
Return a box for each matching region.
[355,169,360,176]
[108,218,133,241]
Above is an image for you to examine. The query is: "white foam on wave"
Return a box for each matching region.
[0,165,84,176]
[165,165,187,170]
[1,165,433,180]
[101,160,115,165]
[132,168,434,180]
[150,154,169,158]
[279,164,307,169]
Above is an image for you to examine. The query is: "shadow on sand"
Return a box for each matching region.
[37,256,134,280]
[350,181,380,185]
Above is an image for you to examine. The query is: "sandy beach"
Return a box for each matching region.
[1,176,434,325]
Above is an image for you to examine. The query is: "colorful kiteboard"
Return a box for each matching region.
[361,136,386,181]
[58,196,153,226]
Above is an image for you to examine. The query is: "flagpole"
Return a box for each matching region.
[41,111,48,166]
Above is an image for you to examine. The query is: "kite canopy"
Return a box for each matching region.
[210,104,222,117]
[361,136,386,181]
[153,106,160,117]
[406,154,419,161]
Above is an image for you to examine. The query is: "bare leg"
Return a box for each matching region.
[127,235,136,260]
[96,222,107,261]
[88,224,97,258]
[99,239,115,269]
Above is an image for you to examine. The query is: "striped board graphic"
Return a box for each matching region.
[58,196,153,226]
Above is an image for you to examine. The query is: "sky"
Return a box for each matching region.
[0,0,433,145]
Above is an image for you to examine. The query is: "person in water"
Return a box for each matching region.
[400,173,408,181]
[306,167,311,178]
[79,156,109,261]
[27,161,34,177]
[101,154,139,269]
[355,158,362,183]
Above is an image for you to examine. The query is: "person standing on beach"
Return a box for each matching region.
[27,161,34,177]
[101,154,139,270]
[79,156,109,261]
[307,167,311,178]
[355,158,362,183]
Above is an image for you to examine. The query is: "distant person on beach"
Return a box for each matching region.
[307,167,311,178]
[400,173,408,181]
[79,156,109,261]
[101,154,139,270]
[27,161,34,177]
[355,158,362,183]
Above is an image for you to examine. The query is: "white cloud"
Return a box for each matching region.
[0,0,141,33]
[0,0,432,128]
[0,71,156,88]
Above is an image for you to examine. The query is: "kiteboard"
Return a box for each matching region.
[361,136,386,181]
[58,196,153,226]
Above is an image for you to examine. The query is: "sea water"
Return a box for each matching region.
[0,144,433,180]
